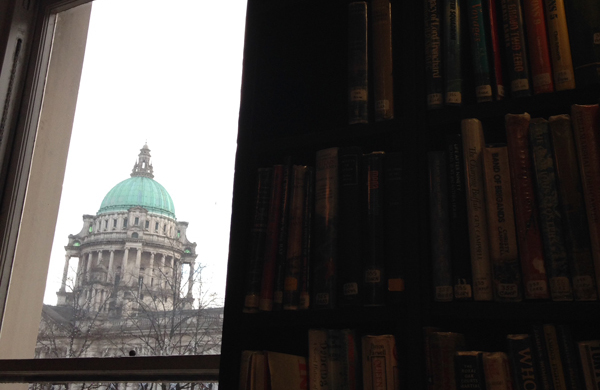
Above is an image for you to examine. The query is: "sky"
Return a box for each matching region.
[43,0,248,305]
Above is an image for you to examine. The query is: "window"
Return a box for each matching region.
[135,217,139,225]
[132,232,139,238]
[113,219,117,228]
[155,222,159,232]
[145,220,150,229]
[123,218,128,228]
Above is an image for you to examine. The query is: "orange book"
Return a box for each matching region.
[522,0,554,94]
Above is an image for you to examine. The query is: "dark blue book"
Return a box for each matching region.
[500,0,531,98]
[425,0,444,109]
[466,0,493,102]
[507,334,543,390]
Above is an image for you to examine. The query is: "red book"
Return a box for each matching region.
[571,104,600,298]
[486,0,505,100]
[522,0,554,94]
[505,113,549,299]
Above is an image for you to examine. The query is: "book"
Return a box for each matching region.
[266,351,308,390]
[578,340,600,390]
[309,329,329,390]
[327,329,345,390]
[544,0,576,90]
[371,0,394,121]
[429,150,453,302]
[425,0,444,108]
[504,113,549,300]
[548,114,598,301]
[362,151,386,306]
[340,329,360,390]
[455,351,487,390]
[244,168,273,313]
[543,324,568,390]
[555,324,584,390]
[313,148,340,309]
[259,165,286,312]
[563,0,600,87]
[283,165,308,310]
[384,152,406,301]
[482,144,522,301]
[362,334,399,390]
[250,351,268,390]
[444,0,462,105]
[240,350,256,390]
[482,352,514,390]
[446,134,473,299]
[272,161,293,311]
[338,147,364,307]
[348,2,369,124]
[429,332,466,390]
[485,0,506,100]
[467,0,493,102]
[507,334,542,390]
[522,0,554,94]
[300,167,315,310]
[571,104,600,298]
[424,327,443,390]
[500,0,531,97]
[531,324,555,390]
[461,118,493,301]
[529,118,574,301]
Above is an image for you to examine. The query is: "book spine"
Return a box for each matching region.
[504,113,549,300]
[425,0,444,109]
[455,351,486,390]
[485,0,506,100]
[429,151,453,302]
[563,0,600,87]
[483,144,522,301]
[371,0,394,121]
[522,0,554,94]
[507,334,542,390]
[384,152,406,301]
[313,148,340,309]
[571,104,600,298]
[548,114,598,301]
[362,335,399,390]
[447,134,473,300]
[340,329,360,390]
[461,119,493,301]
[430,332,466,390]
[309,329,330,390]
[363,151,386,306]
[531,324,556,390]
[444,0,463,105]
[500,0,531,97]
[529,118,574,301]
[283,165,308,310]
[555,324,584,390]
[338,147,364,307]
[327,329,344,390]
[244,168,273,313]
[482,352,514,390]
[577,341,600,390]
[273,161,293,311]
[543,324,568,390]
[259,165,285,312]
[544,0,576,90]
[348,2,369,124]
[300,167,314,310]
[467,0,493,102]
[424,327,443,390]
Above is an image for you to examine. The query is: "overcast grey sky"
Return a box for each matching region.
[43,0,247,305]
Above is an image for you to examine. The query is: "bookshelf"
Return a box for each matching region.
[218,0,600,389]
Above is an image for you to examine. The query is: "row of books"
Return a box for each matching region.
[424,0,600,108]
[243,147,406,313]
[430,103,600,302]
[239,330,399,390]
[424,324,600,390]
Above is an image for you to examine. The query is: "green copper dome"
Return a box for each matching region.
[97,143,176,218]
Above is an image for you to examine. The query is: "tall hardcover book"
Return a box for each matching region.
[522,0,554,94]
[429,332,466,390]
[259,165,285,311]
[543,324,568,390]
[467,0,493,102]
[338,147,363,307]
[555,324,584,390]
[483,144,522,301]
[485,0,506,100]
[313,148,340,309]
[507,334,542,390]
[447,134,473,299]
[531,324,555,390]
[266,351,309,390]
[362,335,399,390]
[348,2,369,124]
[482,352,514,390]
[444,0,462,105]
[371,0,394,121]
[300,167,315,310]
[504,113,549,300]
[461,119,493,301]
[500,0,531,97]
[425,0,444,109]
[384,152,406,301]
[272,161,292,311]
[244,168,273,313]
[578,340,600,390]
[309,329,329,390]
[571,104,600,298]
[283,165,308,310]
[455,351,486,390]
[429,151,453,302]
[340,329,360,390]
[563,0,600,87]
[327,329,345,390]
[529,118,574,301]
[548,115,598,301]
[544,0,576,90]
[362,151,386,306]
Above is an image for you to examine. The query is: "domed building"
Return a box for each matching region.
[37,145,222,364]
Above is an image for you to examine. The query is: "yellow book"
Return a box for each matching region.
[544,0,576,90]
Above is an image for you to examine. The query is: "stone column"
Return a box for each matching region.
[85,252,92,280]
[134,248,142,286]
[187,261,195,298]
[107,250,114,282]
[122,247,129,285]
[149,252,155,287]
[97,250,103,265]
[60,255,70,292]
[75,257,83,287]
[161,253,166,288]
